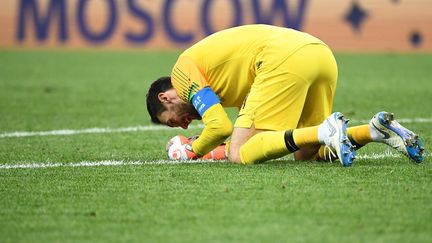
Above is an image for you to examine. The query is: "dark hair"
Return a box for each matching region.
[146,76,173,124]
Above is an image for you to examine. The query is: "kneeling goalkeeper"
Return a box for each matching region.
[146,24,424,166]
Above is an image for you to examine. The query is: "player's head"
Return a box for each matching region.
[146,76,200,129]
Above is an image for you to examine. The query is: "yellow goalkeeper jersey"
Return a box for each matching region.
[171,24,324,107]
[170,24,325,156]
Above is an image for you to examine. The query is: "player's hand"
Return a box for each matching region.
[166,135,198,160]
[202,144,227,160]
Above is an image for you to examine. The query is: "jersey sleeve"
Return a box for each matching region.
[171,56,233,156]
[171,55,209,102]
[191,103,233,156]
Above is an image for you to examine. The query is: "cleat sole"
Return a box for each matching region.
[376,111,424,163]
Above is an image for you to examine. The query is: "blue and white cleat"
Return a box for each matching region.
[370,111,424,163]
[321,112,356,167]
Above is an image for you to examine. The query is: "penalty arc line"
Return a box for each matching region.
[0,117,431,138]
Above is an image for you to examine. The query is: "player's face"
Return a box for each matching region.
[158,100,201,129]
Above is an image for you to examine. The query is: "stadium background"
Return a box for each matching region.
[1,0,431,51]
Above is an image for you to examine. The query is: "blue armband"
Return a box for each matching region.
[191,87,220,117]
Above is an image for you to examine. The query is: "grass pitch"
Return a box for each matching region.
[0,50,431,242]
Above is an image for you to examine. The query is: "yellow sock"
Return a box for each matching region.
[240,131,288,164]
[292,126,319,147]
[347,125,372,148]
[317,125,372,160]
[317,145,337,161]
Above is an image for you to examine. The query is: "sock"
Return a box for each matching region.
[347,125,372,149]
[284,130,299,152]
[240,131,289,164]
[292,126,320,147]
[317,145,338,161]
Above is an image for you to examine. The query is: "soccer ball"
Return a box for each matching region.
[166,135,190,160]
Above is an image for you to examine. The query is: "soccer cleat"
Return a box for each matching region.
[321,112,356,167]
[370,111,424,163]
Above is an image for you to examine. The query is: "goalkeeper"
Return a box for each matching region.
[146,24,424,166]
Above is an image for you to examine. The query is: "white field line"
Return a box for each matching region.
[353,118,432,124]
[1,153,429,170]
[0,159,215,169]
[0,118,431,139]
[0,124,204,138]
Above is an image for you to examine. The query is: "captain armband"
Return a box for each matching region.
[191,87,220,117]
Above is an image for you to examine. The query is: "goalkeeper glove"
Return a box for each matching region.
[166,135,227,161]
[166,135,198,160]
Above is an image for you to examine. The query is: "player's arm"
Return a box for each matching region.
[171,56,233,157]
[165,89,232,159]
[167,135,227,160]
[190,87,233,156]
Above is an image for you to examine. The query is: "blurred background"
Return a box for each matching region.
[1,0,431,52]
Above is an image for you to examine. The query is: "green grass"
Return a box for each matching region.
[0,50,431,242]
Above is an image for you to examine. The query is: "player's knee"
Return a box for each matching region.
[228,144,242,164]
[228,144,258,165]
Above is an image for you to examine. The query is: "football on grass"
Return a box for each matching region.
[166,135,190,160]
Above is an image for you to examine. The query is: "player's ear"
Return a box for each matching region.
[159,89,178,103]
[158,92,170,103]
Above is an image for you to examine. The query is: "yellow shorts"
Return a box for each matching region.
[234,43,338,130]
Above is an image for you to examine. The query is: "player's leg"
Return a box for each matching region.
[333,111,424,163]
[290,44,355,165]
[229,60,313,164]
[368,111,424,163]
[316,124,373,160]
[229,112,353,165]
[294,74,335,161]
[229,127,293,164]
[229,122,326,163]
[229,44,354,165]
[228,125,261,163]
[229,77,354,165]
[293,145,321,161]
[232,126,320,164]
[347,125,373,149]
